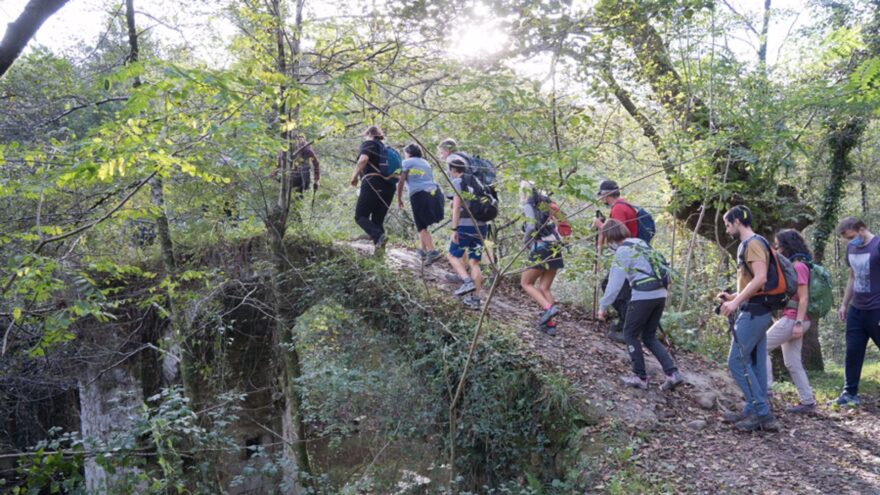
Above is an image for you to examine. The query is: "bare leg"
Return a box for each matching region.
[448,253,470,280]
[521,268,551,308]
[419,229,435,251]
[469,258,482,297]
[537,269,558,307]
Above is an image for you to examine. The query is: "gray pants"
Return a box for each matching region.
[766,318,815,405]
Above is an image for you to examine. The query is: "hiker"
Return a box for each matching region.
[350,125,396,251]
[765,229,816,413]
[291,135,320,196]
[446,156,487,310]
[520,181,563,336]
[597,219,682,391]
[592,180,637,343]
[396,143,444,265]
[835,217,880,407]
[716,205,778,431]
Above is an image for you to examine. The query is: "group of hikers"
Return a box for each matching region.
[343,125,879,432]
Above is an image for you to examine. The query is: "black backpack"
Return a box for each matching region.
[458,174,498,222]
[527,191,558,240]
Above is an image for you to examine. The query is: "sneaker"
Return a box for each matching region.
[453,279,476,296]
[445,273,462,283]
[659,371,684,391]
[620,375,648,390]
[537,321,558,336]
[721,410,749,424]
[606,330,626,344]
[424,250,443,266]
[834,392,861,407]
[375,233,388,248]
[416,248,426,259]
[785,402,817,414]
[462,294,481,310]
[735,413,779,432]
[538,305,559,325]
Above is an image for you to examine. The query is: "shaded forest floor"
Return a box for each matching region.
[351,241,880,494]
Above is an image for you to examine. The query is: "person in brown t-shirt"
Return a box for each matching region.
[716,205,778,432]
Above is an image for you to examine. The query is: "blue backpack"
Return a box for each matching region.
[377,144,402,184]
[620,200,656,245]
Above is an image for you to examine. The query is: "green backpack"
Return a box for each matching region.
[788,256,833,319]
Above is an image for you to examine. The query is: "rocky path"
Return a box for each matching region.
[353,242,880,494]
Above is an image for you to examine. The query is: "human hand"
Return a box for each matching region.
[350,177,358,187]
[592,218,603,229]
[792,322,804,338]
[720,300,739,317]
[451,231,459,244]
[716,292,733,304]
[313,180,319,191]
[398,200,405,210]
[838,304,848,323]
[597,309,606,321]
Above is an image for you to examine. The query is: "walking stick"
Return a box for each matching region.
[592,210,605,319]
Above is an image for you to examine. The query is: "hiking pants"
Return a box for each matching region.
[728,308,772,416]
[844,307,880,395]
[355,176,396,243]
[623,297,677,379]
[766,318,815,405]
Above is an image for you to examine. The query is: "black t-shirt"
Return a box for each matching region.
[358,139,385,177]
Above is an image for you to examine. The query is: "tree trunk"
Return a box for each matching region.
[0,0,69,78]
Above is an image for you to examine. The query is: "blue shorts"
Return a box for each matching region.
[449,225,488,261]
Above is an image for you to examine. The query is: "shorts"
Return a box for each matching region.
[410,189,444,231]
[528,242,565,270]
[449,225,488,261]
[291,166,311,195]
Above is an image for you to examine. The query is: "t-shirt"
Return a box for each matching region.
[452,176,485,227]
[401,157,437,197]
[736,235,771,295]
[782,261,811,321]
[295,143,318,174]
[610,200,638,238]
[358,139,384,177]
[846,236,880,310]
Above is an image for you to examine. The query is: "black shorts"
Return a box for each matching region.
[529,242,564,270]
[290,167,310,194]
[410,189,444,231]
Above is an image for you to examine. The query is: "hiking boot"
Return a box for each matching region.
[453,279,476,296]
[462,294,481,310]
[606,330,626,344]
[538,305,559,325]
[735,413,779,432]
[834,392,861,407]
[721,410,749,424]
[415,248,426,260]
[375,232,388,248]
[659,371,684,391]
[620,375,648,390]
[785,402,817,414]
[445,273,462,283]
[424,250,443,266]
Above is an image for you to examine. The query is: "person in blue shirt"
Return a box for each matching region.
[396,143,444,265]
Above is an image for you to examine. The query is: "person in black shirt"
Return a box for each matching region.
[291,135,320,196]
[350,125,396,251]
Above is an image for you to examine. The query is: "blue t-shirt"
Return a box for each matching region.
[846,236,880,310]
[401,157,437,197]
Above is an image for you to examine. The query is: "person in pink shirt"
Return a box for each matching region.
[766,229,816,413]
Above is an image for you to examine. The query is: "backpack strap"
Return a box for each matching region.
[621,241,661,281]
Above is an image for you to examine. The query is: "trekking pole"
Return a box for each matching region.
[716,304,759,413]
[431,218,451,234]
[592,210,605,319]
[656,322,677,361]
[309,185,317,223]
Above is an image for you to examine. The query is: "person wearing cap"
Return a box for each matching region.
[592,180,638,342]
[350,125,397,251]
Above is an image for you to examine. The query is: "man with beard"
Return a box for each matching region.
[716,205,779,432]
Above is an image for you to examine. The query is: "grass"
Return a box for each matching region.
[771,358,880,404]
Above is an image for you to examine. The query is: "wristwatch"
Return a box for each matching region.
[795,320,803,326]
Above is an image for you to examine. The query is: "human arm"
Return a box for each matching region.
[351,153,369,187]
[793,282,809,337]
[839,268,855,322]
[599,251,628,312]
[396,171,408,208]
[720,260,768,316]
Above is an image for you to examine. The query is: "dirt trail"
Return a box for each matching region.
[352,242,880,494]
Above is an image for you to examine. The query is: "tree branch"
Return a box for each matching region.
[0,0,70,78]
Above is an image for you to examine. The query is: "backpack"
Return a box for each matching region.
[458,174,498,222]
[622,240,671,291]
[618,200,656,245]
[378,144,401,184]
[787,256,834,319]
[528,191,572,240]
[451,151,497,187]
[739,235,798,310]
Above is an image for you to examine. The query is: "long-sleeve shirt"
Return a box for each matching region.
[600,237,667,310]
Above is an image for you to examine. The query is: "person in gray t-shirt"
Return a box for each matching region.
[396,143,444,265]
